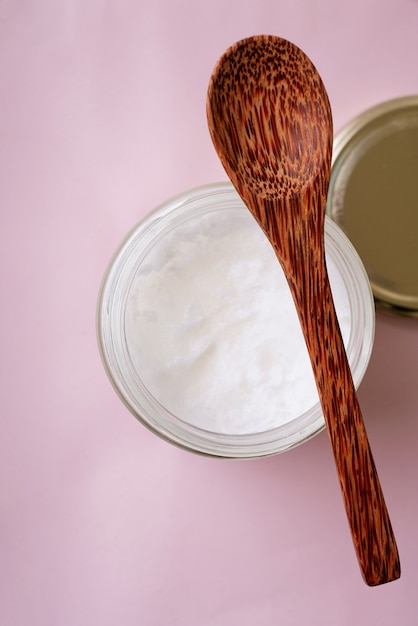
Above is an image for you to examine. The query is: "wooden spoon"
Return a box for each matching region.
[207,35,400,586]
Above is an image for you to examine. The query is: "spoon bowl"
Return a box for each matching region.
[207,35,400,586]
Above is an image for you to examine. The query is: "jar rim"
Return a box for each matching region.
[97,182,375,458]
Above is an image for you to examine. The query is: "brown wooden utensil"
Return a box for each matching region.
[207,34,400,586]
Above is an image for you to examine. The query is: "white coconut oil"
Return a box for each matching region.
[125,206,351,435]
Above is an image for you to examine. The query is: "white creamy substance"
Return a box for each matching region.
[125,208,351,435]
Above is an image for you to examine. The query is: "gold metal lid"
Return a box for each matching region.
[327,96,418,317]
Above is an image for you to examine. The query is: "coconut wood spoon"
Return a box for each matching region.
[207,35,400,586]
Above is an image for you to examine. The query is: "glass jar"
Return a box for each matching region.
[97,182,375,458]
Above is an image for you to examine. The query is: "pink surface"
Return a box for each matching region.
[1,1,418,624]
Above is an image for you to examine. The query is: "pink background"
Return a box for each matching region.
[1,1,418,624]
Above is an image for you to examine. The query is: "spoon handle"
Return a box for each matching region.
[292,265,400,586]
